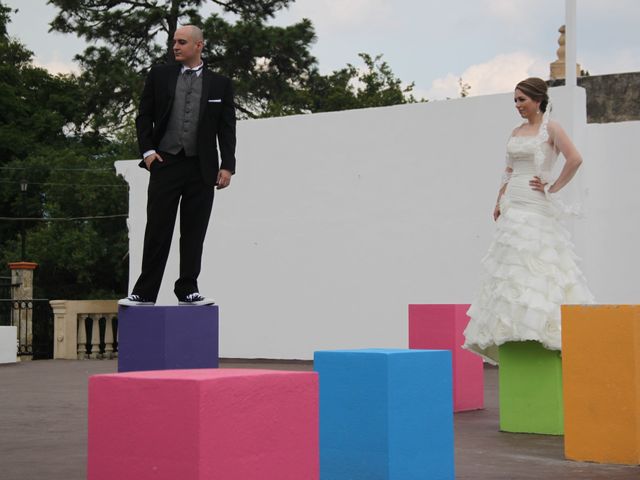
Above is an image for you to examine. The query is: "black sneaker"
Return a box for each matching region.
[118,294,155,306]
[178,293,215,306]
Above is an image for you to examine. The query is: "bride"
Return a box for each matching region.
[463,77,594,364]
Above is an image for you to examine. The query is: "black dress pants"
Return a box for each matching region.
[132,151,215,301]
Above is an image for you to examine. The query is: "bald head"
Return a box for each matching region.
[173,25,204,67]
[177,25,204,42]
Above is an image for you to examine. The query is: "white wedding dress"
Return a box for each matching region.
[463,119,594,364]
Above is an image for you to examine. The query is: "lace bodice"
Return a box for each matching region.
[501,114,581,218]
[506,136,555,179]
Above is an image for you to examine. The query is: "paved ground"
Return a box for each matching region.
[1,359,638,479]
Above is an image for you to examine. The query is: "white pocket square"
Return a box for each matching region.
[208,99,222,103]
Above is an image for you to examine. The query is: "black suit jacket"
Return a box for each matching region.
[135,63,237,186]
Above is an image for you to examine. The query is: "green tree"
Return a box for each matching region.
[201,13,317,117]
[0,148,130,300]
[0,6,83,163]
[306,53,421,113]
[48,0,421,122]
[48,0,317,122]
[0,2,129,299]
[458,77,471,98]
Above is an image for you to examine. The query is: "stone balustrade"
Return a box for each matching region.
[49,300,118,360]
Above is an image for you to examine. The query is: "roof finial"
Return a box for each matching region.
[550,25,581,79]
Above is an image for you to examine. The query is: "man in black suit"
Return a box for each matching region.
[119,25,236,306]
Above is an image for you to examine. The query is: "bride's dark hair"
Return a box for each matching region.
[515,77,549,112]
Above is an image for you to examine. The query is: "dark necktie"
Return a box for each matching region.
[183,66,202,76]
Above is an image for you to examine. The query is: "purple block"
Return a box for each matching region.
[118,306,219,372]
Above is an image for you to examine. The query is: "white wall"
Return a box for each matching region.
[116,86,640,359]
[0,326,17,364]
[580,120,640,301]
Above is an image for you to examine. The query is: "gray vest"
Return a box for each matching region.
[159,71,203,156]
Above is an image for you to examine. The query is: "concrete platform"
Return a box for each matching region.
[0,360,638,480]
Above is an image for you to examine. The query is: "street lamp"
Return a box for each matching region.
[20,179,28,260]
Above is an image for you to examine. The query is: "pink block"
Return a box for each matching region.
[408,304,484,412]
[88,369,319,480]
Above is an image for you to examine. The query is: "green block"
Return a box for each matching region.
[498,341,564,435]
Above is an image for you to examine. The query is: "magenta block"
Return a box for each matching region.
[408,304,484,412]
[88,369,319,480]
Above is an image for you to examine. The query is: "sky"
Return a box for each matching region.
[3,0,640,100]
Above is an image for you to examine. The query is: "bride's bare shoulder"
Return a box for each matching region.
[546,119,567,141]
[547,119,563,132]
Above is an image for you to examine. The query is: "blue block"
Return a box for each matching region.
[314,348,454,480]
[118,306,219,373]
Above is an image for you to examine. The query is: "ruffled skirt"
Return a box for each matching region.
[463,182,594,364]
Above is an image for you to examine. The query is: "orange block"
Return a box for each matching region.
[562,305,640,465]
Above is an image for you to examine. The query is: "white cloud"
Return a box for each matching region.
[285,0,395,30]
[424,52,549,100]
[485,0,522,21]
[34,53,80,75]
